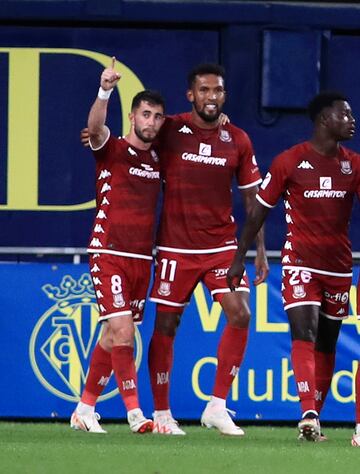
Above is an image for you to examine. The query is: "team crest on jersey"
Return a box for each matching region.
[340,160,352,175]
[151,149,159,162]
[293,284,306,299]
[29,274,143,402]
[158,281,171,297]
[219,130,232,143]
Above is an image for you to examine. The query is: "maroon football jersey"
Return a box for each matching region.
[156,113,261,252]
[258,141,360,274]
[88,134,161,259]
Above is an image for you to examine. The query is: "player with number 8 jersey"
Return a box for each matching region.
[70,58,166,435]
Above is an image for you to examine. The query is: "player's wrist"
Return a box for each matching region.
[98,86,113,100]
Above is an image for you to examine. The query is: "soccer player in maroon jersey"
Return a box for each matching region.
[70,58,165,433]
[227,91,360,441]
[148,63,269,435]
[352,277,360,446]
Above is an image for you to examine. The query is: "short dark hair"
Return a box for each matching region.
[308,91,348,122]
[131,90,165,112]
[187,63,225,89]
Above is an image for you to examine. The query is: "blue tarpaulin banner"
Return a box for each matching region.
[1,262,358,421]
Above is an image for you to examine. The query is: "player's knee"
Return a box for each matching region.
[99,324,113,351]
[292,327,317,342]
[226,305,250,328]
[154,311,181,336]
[110,322,135,346]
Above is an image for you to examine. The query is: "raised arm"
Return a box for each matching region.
[88,57,121,149]
[227,199,270,291]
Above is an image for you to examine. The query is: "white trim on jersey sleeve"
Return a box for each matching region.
[89,127,111,151]
[256,194,275,208]
[237,178,262,190]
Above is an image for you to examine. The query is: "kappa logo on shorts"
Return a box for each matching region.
[158,281,171,297]
[29,274,142,402]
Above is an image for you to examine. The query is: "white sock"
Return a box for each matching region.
[209,396,226,409]
[128,408,141,417]
[76,401,95,416]
[154,409,171,416]
[356,423,360,435]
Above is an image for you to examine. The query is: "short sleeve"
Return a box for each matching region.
[91,133,117,162]
[235,130,262,189]
[257,152,290,208]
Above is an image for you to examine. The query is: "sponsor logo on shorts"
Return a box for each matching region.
[324,291,349,304]
[130,299,145,321]
[213,268,229,278]
[158,281,171,297]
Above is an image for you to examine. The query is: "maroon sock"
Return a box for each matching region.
[291,340,316,414]
[111,345,139,411]
[213,325,248,399]
[81,343,112,406]
[148,330,174,410]
[314,350,335,414]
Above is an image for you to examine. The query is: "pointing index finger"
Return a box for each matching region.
[111,56,116,70]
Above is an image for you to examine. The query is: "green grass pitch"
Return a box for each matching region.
[1,422,358,474]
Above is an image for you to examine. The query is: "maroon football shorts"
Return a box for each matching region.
[89,253,152,324]
[150,249,249,312]
[282,267,352,319]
